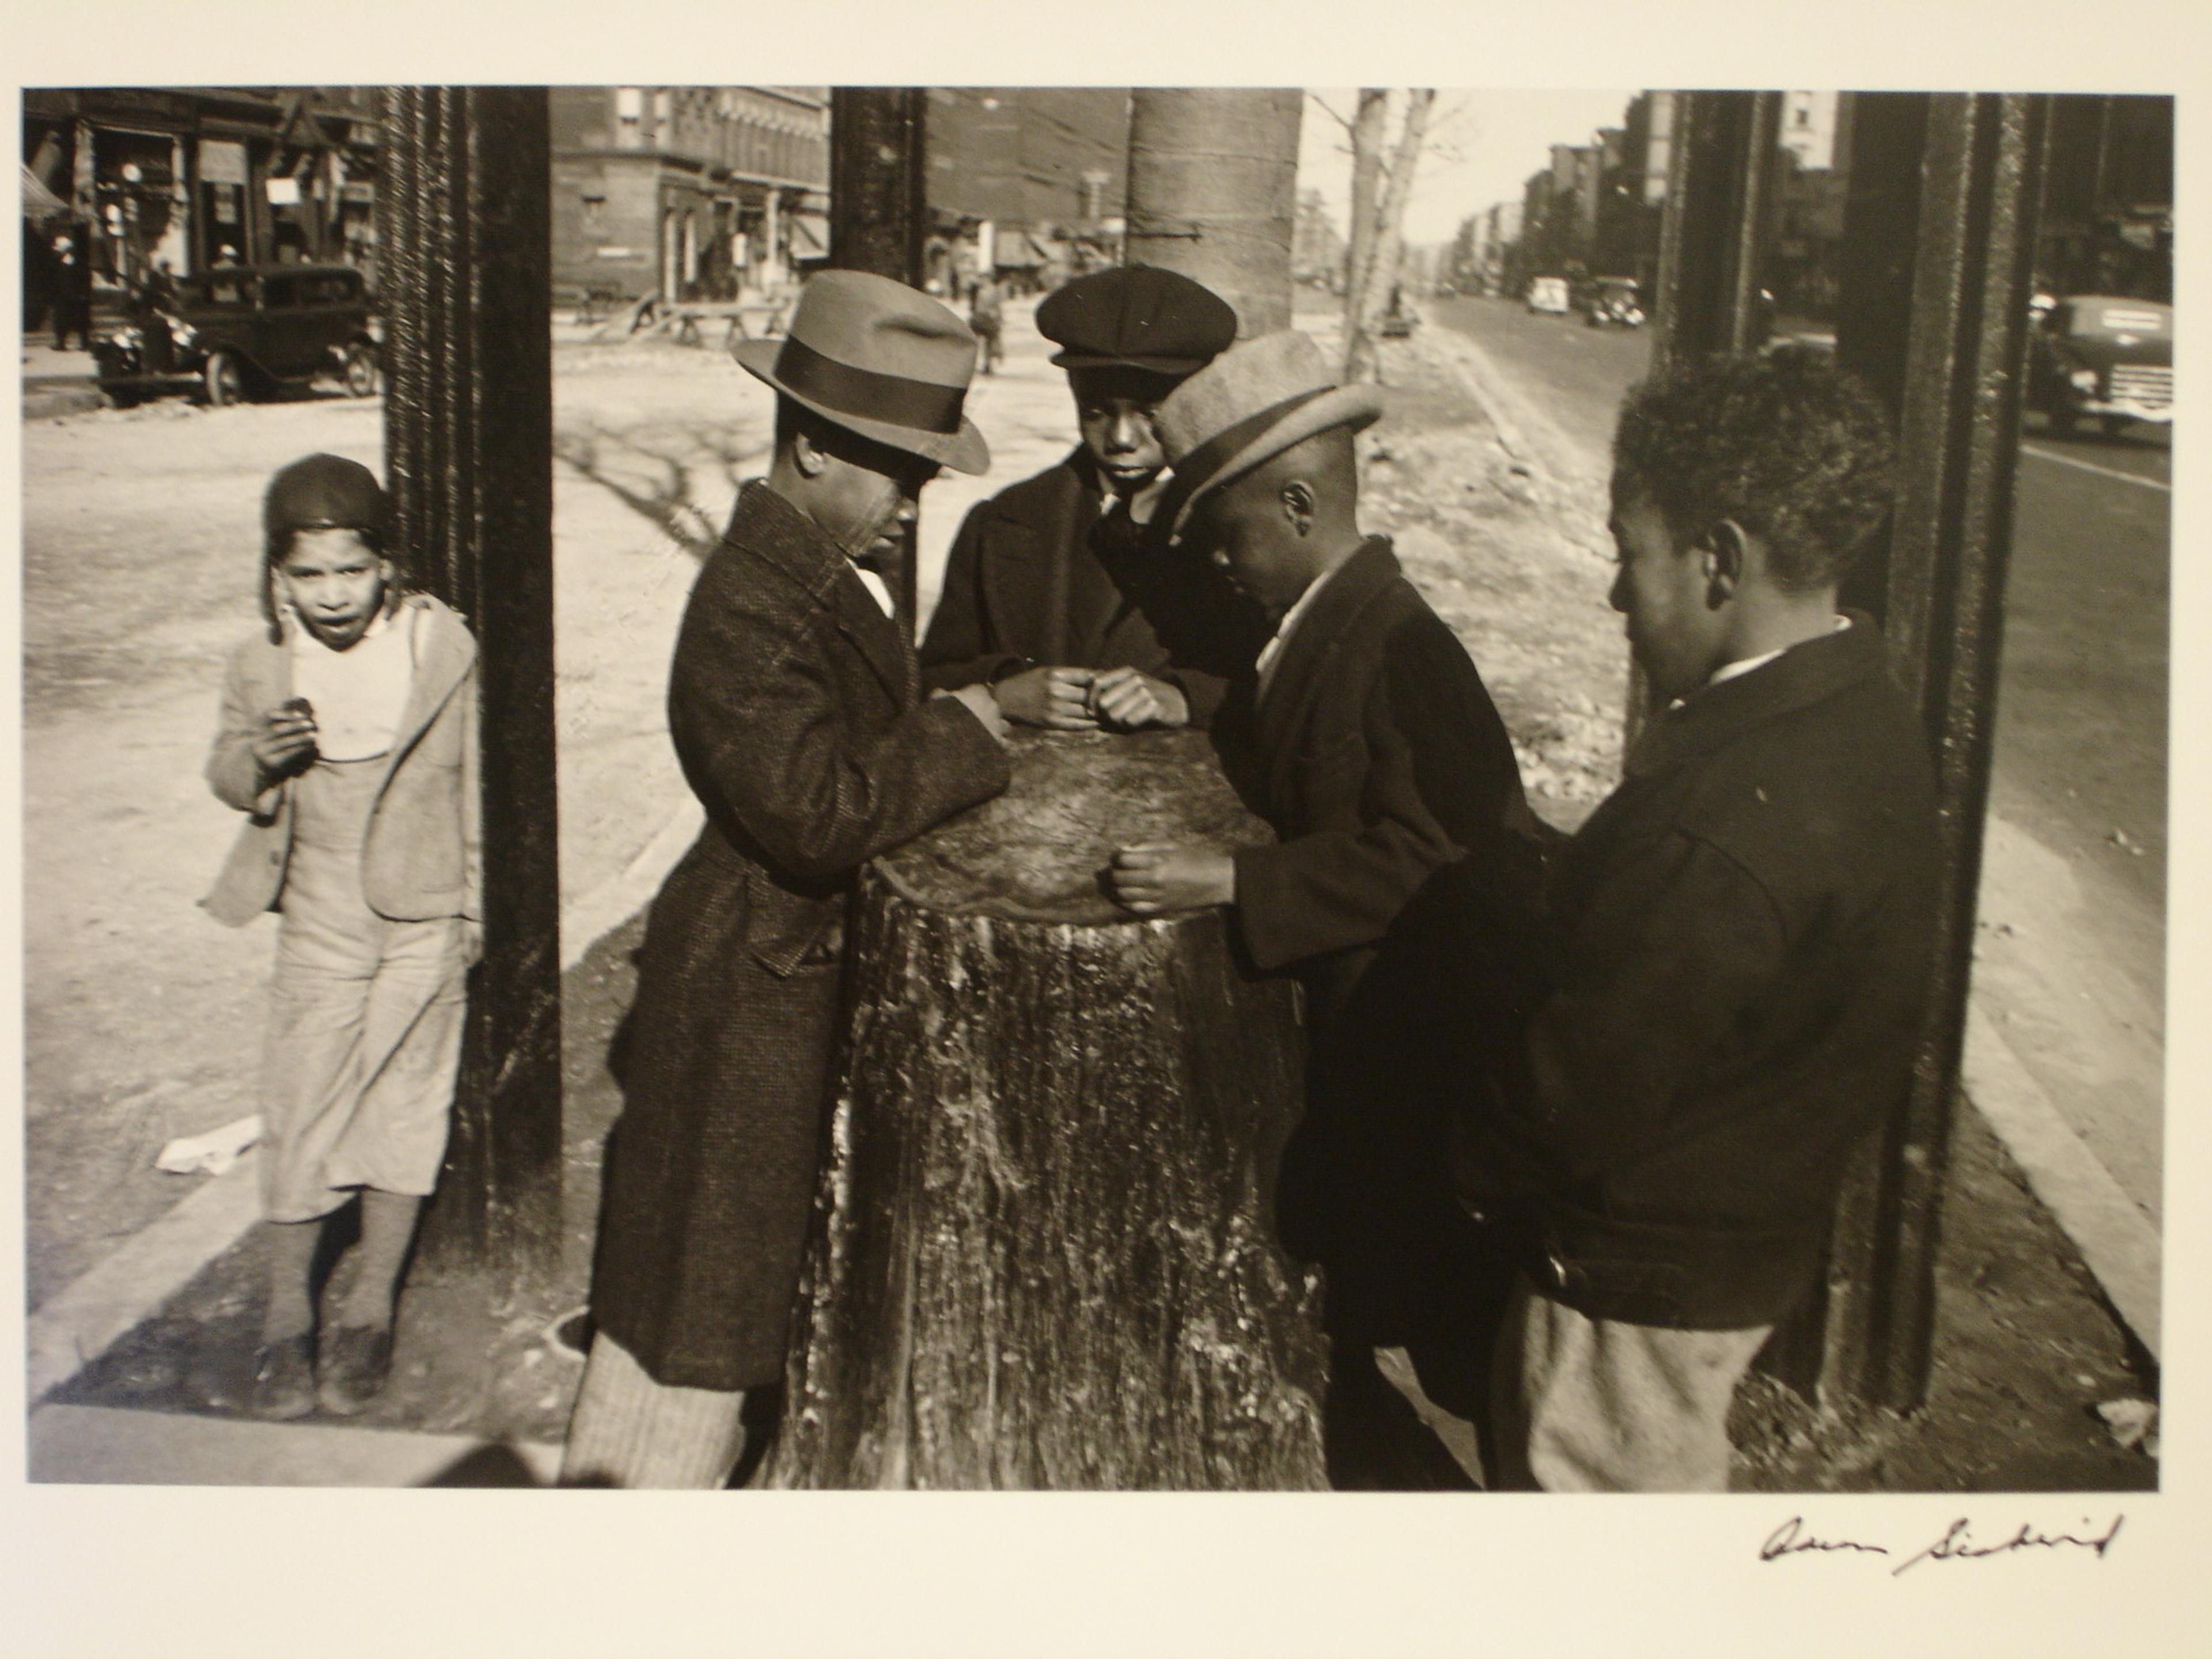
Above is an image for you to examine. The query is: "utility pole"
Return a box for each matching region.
[378,86,563,1288]
[1125,89,1302,336]
[827,87,931,630]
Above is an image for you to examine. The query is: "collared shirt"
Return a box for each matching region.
[849,562,895,619]
[1255,556,1354,703]
[289,601,418,761]
[1671,613,1852,710]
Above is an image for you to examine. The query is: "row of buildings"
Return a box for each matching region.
[23,87,383,291]
[1446,92,2174,320]
[21,87,1145,323]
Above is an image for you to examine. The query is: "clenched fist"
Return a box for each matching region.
[1108,841,1236,915]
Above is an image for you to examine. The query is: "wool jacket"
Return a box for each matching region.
[590,479,1011,1392]
[1472,614,1941,1331]
[1225,536,1547,1341]
[919,450,1263,726]
[202,592,480,926]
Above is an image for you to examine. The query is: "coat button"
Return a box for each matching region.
[268,850,281,863]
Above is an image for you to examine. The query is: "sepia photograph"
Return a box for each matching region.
[6,1,2203,1652]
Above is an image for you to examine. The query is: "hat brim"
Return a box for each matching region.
[1049,347,1211,376]
[734,340,990,476]
[1168,385,1385,540]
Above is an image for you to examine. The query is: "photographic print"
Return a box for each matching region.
[7,3,2203,1652]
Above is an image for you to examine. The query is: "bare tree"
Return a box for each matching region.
[1343,89,1436,382]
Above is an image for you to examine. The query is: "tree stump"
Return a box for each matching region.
[766,728,1327,1489]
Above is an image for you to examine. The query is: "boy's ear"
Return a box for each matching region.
[1702,518,1747,608]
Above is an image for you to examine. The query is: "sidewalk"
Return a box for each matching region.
[21,338,109,419]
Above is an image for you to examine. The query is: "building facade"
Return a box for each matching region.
[549,86,829,305]
[22,86,381,300]
[922,88,1130,296]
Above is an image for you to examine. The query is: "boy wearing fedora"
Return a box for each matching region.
[921,264,1263,734]
[565,271,1013,1488]
[1470,355,1938,1491]
[1110,331,1547,1482]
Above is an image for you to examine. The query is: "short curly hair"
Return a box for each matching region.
[1612,350,1896,593]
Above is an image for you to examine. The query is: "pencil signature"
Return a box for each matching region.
[1759,1514,2124,1575]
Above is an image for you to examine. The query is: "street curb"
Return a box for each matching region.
[26,1149,267,1403]
[1962,999,2162,1362]
[26,802,705,1408]
[22,385,111,421]
[560,796,703,972]
[28,1402,563,1487]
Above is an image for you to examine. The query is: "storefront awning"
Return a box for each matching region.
[21,164,69,220]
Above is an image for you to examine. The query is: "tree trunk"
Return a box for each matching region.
[1345,90,1435,384]
[1340,88,1388,369]
[767,729,1328,1490]
[1125,89,1302,337]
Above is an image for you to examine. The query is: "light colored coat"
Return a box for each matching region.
[202,592,480,927]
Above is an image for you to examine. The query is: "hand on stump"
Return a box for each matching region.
[1089,666,1189,732]
[993,666,1100,730]
[1109,841,1236,915]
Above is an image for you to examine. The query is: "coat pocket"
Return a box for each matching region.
[743,868,847,978]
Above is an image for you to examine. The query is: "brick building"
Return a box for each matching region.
[922,88,1130,296]
[549,86,829,305]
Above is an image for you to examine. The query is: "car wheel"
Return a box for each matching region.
[342,342,381,399]
[2100,415,2131,438]
[202,351,247,407]
[105,388,144,410]
[2046,402,2075,437]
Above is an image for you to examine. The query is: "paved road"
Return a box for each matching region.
[1434,294,2171,1223]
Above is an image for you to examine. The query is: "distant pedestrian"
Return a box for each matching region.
[51,225,93,351]
[969,274,1005,374]
[1467,352,1941,1491]
[201,454,481,1422]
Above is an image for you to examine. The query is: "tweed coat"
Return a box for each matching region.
[1472,615,1940,1331]
[201,593,480,927]
[591,480,1011,1392]
[1224,537,1548,1342]
[918,450,1263,727]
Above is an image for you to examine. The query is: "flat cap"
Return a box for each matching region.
[264,453,387,544]
[1036,265,1238,375]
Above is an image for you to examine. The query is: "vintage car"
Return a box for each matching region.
[1584,276,1645,328]
[2027,295,2172,437]
[1526,275,1572,316]
[92,263,381,408]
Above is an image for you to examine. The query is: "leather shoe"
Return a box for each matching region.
[249,1333,317,1420]
[317,1324,395,1417]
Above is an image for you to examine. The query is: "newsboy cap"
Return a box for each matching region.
[1036,265,1238,375]
[734,270,988,475]
[263,453,387,546]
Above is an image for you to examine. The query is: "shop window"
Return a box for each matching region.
[582,193,606,234]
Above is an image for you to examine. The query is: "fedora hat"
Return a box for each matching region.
[734,270,990,475]
[1153,330,1382,539]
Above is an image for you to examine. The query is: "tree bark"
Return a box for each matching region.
[1345,90,1435,384]
[1125,89,1302,338]
[1341,89,1388,369]
[767,729,1328,1490]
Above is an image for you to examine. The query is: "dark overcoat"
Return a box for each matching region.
[591,480,1011,1392]
[1225,537,1548,1343]
[1474,615,1940,1331]
[919,450,1263,726]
